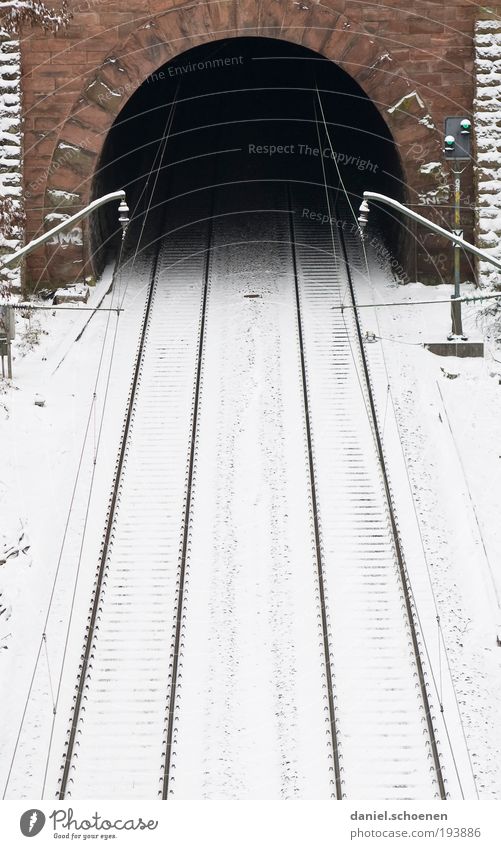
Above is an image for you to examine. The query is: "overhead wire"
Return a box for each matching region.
[119,84,180,310]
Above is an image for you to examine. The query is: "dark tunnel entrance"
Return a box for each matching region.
[91,37,406,270]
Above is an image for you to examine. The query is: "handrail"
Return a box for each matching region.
[361,191,501,273]
[1,190,126,268]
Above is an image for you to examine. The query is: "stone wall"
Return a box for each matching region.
[19,0,482,289]
[0,24,22,292]
[474,17,501,290]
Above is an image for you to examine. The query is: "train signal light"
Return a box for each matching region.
[444,117,472,160]
[444,135,456,153]
[443,117,473,337]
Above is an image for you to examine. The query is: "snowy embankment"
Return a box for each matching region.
[0,23,22,292]
[292,187,450,798]
[475,19,501,290]
[0,263,135,798]
[0,231,500,798]
[172,188,335,799]
[353,246,501,800]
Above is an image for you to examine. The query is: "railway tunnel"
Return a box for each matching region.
[4,0,487,803]
[21,1,479,291]
[42,42,448,802]
[91,37,406,273]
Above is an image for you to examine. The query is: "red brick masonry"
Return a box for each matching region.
[20,0,492,288]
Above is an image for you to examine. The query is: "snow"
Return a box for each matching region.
[46,189,80,205]
[474,19,501,288]
[291,187,447,799]
[419,114,436,130]
[388,90,425,115]
[53,203,220,799]
[351,241,501,799]
[418,186,450,206]
[55,142,79,153]
[85,79,122,99]
[53,282,90,304]
[0,261,140,798]
[171,185,333,799]
[420,161,443,175]
[369,52,392,70]
[0,192,500,800]
[0,25,22,292]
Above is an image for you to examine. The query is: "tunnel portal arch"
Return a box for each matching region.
[38,3,446,286]
[91,35,409,273]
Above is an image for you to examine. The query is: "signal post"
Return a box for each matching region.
[444,116,473,339]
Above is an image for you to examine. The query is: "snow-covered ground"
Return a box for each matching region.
[292,186,451,799]
[351,242,501,800]
[0,204,500,800]
[0,262,153,798]
[171,187,334,799]
[54,202,217,800]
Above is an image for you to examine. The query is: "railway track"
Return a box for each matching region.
[57,176,446,800]
[289,182,446,798]
[287,183,341,798]
[163,182,339,798]
[337,197,446,799]
[58,193,214,798]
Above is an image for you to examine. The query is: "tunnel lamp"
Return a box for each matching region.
[118,197,130,237]
[444,134,456,151]
[460,118,472,135]
[358,200,370,231]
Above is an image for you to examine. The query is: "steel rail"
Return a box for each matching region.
[287,183,343,799]
[337,199,447,800]
[57,218,164,799]
[161,190,216,799]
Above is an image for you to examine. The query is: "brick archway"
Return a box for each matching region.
[37,1,445,285]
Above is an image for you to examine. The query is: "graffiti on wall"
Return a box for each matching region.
[46,227,83,247]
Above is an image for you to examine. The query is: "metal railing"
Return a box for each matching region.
[1,190,128,269]
[359,191,501,339]
[360,191,501,272]
[0,190,129,378]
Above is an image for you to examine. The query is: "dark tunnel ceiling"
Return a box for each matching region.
[92,37,405,263]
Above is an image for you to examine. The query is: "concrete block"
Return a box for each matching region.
[424,340,484,358]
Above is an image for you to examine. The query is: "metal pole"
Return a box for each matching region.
[0,305,12,379]
[450,170,464,338]
[6,339,12,379]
